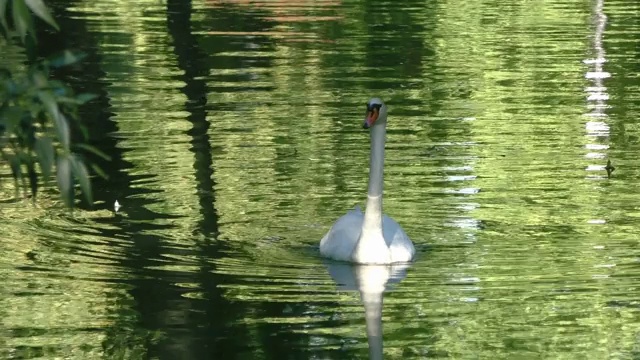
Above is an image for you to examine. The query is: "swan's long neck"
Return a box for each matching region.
[352,119,389,263]
[362,121,386,234]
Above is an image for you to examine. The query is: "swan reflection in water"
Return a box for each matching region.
[325,261,411,360]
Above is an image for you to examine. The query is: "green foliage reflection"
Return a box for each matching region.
[0,0,106,206]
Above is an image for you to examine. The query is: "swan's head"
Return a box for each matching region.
[363,98,387,129]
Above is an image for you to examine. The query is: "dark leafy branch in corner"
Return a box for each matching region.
[0,0,107,207]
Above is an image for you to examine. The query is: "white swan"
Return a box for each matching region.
[320,98,416,264]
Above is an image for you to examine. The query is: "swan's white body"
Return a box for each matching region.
[320,98,415,264]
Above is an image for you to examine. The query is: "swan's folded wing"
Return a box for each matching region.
[319,211,363,262]
[382,215,416,262]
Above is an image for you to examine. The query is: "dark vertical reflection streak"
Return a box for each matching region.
[187,4,336,358]
[36,2,190,358]
[166,1,249,358]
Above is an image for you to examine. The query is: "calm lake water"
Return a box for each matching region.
[2,0,640,358]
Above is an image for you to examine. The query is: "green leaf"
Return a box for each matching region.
[56,96,80,105]
[0,0,8,37]
[70,153,92,205]
[37,90,70,148]
[0,106,24,133]
[31,70,48,88]
[90,163,108,179]
[23,27,37,62]
[74,143,111,161]
[28,100,43,119]
[55,113,70,149]
[25,0,59,31]
[56,154,72,207]
[78,124,88,139]
[48,50,86,68]
[48,79,70,96]
[11,0,34,44]
[34,136,54,181]
[76,93,97,104]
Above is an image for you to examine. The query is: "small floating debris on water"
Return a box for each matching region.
[605,159,615,178]
[587,219,606,224]
[114,200,121,213]
[25,250,38,261]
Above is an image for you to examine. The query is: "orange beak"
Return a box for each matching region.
[363,108,379,129]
